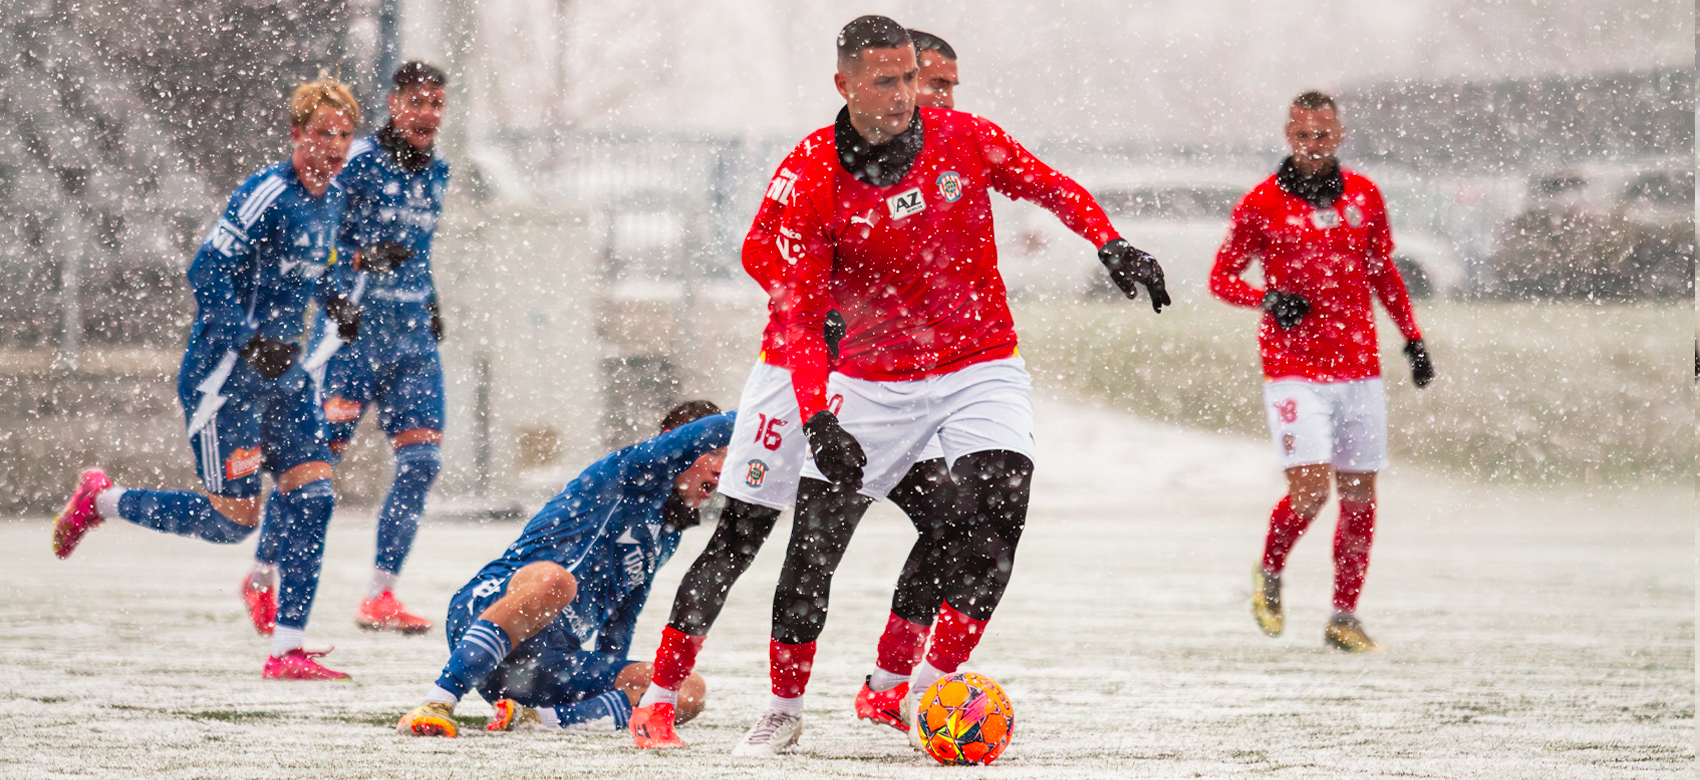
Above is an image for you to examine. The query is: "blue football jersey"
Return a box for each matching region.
[180,160,346,398]
[468,412,736,658]
[333,135,450,358]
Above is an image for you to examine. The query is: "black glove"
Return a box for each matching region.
[823,309,846,359]
[428,298,445,342]
[1262,290,1310,330]
[1097,239,1172,313]
[802,410,866,491]
[240,336,299,380]
[1403,339,1436,388]
[359,241,413,274]
[325,294,362,341]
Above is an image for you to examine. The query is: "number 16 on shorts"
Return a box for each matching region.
[718,361,812,511]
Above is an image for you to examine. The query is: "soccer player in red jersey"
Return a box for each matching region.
[626,28,971,752]
[1209,91,1436,653]
[730,16,1169,755]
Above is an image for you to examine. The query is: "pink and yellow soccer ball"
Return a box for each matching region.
[916,671,1014,766]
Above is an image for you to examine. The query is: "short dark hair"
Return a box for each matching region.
[1292,90,1337,114]
[659,400,722,432]
[837,15,912,68]
[909,30,956,61]
[393,61,448,92]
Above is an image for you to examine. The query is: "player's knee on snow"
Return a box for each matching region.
[617,663,707,722]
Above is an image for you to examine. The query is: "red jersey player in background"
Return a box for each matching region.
[732,16,1169,755]
[625,27,971,752]
[1209,91,1436,654]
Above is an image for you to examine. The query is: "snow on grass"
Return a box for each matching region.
[0,398,1689,778]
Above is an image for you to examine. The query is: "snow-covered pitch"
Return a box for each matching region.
[1,398,1689,778]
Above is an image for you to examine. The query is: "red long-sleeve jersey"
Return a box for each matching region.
[771,107,1121,419]
[1209,168,1422,382]
[742,141,815,370]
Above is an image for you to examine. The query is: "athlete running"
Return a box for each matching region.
[1208,91,1435,653]
[626,29,969,752]
[243,62,452,638]
[51,77,365,680]
[732,16,1169,755]
[396,405,730,737]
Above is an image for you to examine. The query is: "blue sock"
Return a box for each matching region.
[434,620,512,701]
[272,479,334,631]
[375,443,440,575]
[253,488,283,566]
[117,489,255,544]
[551,691,633,731]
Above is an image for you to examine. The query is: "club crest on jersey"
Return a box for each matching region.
[745,459,767,488]
[887,187,925,220]
[765,169,798,205]
[936,171,963,203]
[1310,208,1342,230]
[225,446,263,480]
[1342,203,1364,228]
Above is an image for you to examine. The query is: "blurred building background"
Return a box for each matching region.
[0,0,1691,515]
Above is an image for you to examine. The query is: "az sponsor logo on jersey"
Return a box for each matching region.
[745,459,768,488]
[765,169,798,205]
[936,171,963,203]
[887,188,925,220]
[1310,208,1342,230]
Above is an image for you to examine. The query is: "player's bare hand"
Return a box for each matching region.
[1403,339,1435,388]
[802,411,865,491]
[357,241,413,274]
[1262,290,1310,330]
[1097,239,1171,313]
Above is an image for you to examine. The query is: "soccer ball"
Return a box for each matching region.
[916,671,1014,765]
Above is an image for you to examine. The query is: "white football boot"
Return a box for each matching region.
[731,709,804,756]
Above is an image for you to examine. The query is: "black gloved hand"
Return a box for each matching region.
[1097,239,1172,313]
[1262,290,1310,330]
[1403,339,1436,388]
[325,294,362,341]
[428,298,445,342]
[823,309,846,359]
[240,336,300,380]
[359,241,413,274]
[802,410,866,491]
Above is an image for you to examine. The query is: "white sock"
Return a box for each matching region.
[868,667,908,692]
[911,659,948,698]
[1331,610,1356,623]
[270,626,305,657]
[422,684,459,706]
[369,569,400,598]
[250,563,277,587]
[95,488,126,520]
[537,706,561,728]
[638,682,678,707]
[768,694,804,717]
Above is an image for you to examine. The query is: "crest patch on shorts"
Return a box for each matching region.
[225,446,263,480]
[1282,433,1296,454]
[745,459,768,488]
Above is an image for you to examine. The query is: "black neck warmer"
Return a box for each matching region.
[1276,156,1343,208]
[834,106,924,187]
[377,122,435,173]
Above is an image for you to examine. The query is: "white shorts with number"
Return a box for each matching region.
[722,359,944,510]
[801,356,1035,500]
[1262,377,1388,473]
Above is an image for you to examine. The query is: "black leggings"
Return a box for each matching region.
[667,496,782,635]
[771,450,1033,644]
[885,458,960,624]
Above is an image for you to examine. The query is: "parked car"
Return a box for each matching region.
[1491,160,1694,299]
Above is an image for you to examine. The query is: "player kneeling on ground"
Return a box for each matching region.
[398,404,731,737]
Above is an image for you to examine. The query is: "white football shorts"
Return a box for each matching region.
[1262,377,1388,473]
[722,358,942,510]
[801,356,1035,499]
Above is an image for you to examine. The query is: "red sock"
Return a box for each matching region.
[1261,496,1313,574]
[651,626,706,691]
[1332,499,1377,613]
[875,612,930,676]
[770,639,816,698]
[925,602,989,674]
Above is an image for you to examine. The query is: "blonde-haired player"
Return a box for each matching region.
[51,76,366,680]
